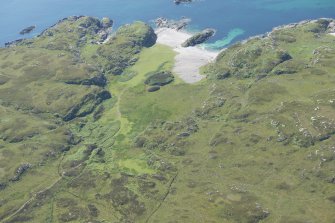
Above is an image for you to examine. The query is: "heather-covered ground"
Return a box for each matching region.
[0,17,335,222]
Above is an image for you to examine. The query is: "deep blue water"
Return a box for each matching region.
[1,0,335,49]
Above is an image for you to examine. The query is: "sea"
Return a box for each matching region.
[1,0,335,50]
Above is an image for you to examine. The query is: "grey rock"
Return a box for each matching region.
[182,28,216,47]
[11,163,32,181]
[155,17,191,30]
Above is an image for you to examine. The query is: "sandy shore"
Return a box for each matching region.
[155,28,219,83]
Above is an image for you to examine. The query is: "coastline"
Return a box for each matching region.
[155,28,219,83]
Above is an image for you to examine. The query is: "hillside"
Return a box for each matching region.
[0,17,335,223]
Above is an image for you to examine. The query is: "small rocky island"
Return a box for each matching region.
[174,0,192,4]
[19,25,36,35]
[182,28,216,47]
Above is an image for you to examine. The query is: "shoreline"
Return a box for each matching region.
[155,28,219,83]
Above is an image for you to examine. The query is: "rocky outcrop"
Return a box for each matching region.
[0,182,7,190]
[182,28,215,47]
[11,163,32,181]
[65,73,107,87]
[155,17,191,30]
[4,38,25,48]
[327,20,335,32]
[203,18,335,80]
[38,15,85,37]
[138,24,157,47]
[97,17,114,43]
[96,21,157,75]
[37,16,114,47]
[101,17,113,28]
[63,90,111,121]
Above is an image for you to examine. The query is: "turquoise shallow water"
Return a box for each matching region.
[1,0,335,49]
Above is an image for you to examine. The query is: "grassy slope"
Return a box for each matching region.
[0,18,335,223]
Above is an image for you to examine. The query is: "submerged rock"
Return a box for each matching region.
[182,28,216,47]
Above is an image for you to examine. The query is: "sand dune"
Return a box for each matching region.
[155,28,219,83]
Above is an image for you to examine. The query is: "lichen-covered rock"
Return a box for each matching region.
[11,163,32,181]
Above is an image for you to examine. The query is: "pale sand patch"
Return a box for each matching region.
[155,28,219,83]
[329,33,335,36]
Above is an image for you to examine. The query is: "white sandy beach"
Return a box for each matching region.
[155,28,219,83]
[330,33,335,36]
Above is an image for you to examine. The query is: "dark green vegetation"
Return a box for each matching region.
[0,17,335,223]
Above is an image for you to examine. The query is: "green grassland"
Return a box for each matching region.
[0,17,335,222]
